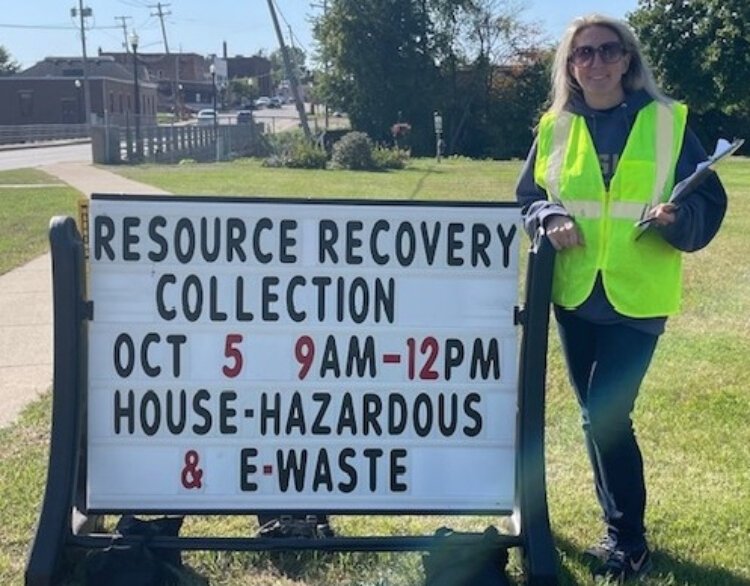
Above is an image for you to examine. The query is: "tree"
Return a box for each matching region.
[0,46,19,76]
[483,50,552,159]
[227,78,259,107]
[314,0,438,151]
[629,0,750,143]
[431,0,548,156]
[269,46,307,88]
[313,0,547,156]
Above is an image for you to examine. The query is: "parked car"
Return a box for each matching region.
[196,108,216,126]
[254,96,271,108]
[268,97,282,109]
[236,110,253,125]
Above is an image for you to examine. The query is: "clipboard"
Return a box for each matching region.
[635,137,743,234]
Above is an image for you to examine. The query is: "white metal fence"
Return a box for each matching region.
[0,124,89,146]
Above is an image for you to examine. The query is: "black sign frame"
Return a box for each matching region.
[26,199,558,585]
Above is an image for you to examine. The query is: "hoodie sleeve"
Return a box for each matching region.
[657,126,728,252]
[515,138,570,239]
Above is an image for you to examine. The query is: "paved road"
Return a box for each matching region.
[0,106,311,172]
[252,103,315,133]
[0,142,92,171]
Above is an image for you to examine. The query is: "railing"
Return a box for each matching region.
[0,124,89,146]
[90,120,267,165]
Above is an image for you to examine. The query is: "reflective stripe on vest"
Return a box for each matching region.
[534,100,688,317]
[545,112,574,205]
[563,200,650,221]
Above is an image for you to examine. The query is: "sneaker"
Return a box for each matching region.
[593,546,652,583]
[584,534,617,562]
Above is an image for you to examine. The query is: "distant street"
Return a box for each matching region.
[250,103,320,134]
[0,143,91,171]
[0,103,326,172]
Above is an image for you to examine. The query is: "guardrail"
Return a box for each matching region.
[0,124,89,146]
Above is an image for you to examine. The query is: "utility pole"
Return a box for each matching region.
[130,31,142,161]
[266,0,311,140]
[174,51,181,119]
[311,0,329,129]
[322,0,329,130]
[115,16,131,53]
[71,1,93,126]
[150,2,171,54]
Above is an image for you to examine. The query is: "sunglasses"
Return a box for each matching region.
[569,41,627,67]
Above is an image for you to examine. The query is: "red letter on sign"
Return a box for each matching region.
[295,335,315,379]
[223,334,243,378]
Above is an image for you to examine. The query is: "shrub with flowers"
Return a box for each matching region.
[390,122,412,148]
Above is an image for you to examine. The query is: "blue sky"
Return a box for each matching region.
[2,0,639,70]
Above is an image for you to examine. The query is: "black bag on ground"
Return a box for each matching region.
[422,526,510,586]
[256,514,334,538]
[84,516,184,586]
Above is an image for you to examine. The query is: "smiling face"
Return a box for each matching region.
[569,25,631,110]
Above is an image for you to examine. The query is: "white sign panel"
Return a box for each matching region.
[86,196,521,512]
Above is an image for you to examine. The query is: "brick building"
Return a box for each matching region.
[0,56,158,126]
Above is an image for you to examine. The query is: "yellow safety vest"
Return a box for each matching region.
[534,101,688,317]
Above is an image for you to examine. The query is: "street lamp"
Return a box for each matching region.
[129,31,142,162]
[177,83,184,120]
[74,79,83,123]
[209,63,219,161]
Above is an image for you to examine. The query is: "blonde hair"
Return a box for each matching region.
[548,13,669,114]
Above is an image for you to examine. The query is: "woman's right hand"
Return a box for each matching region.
[544,215,584,251]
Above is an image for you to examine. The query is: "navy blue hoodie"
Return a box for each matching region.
[515,89,728,334]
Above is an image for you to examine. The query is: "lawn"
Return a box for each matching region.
[1,157,748,585]
[113,156,521,201]
[0,168,82,275]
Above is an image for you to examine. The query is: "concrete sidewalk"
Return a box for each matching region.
[0,163,170,429]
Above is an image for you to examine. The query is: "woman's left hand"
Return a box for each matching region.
[647,203,678,226]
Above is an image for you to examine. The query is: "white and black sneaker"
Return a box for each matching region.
[593,546,653,583]
[584,534,618,562]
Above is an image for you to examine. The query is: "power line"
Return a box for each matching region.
[0,22,118,30]
[271,0,308,53]
[0,22,120,30]
[0,23,72,30]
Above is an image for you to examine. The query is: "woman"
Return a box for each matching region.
[515,13,727,583]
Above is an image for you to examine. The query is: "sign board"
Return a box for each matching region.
[86,195,520,513]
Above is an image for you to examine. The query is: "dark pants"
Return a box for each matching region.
[555,308,659,551]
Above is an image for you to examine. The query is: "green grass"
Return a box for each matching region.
[0,396,52,584]
[0,169,82,275]
[114,156,521,201]
[0,168,67,185]
[2,157,749,585]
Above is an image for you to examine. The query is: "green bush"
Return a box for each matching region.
[285,139,327,169]
[263,130,327,169]
[372,145,409,170]
[266,130,304,156]
[330,131,374,170]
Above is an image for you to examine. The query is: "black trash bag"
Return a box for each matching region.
[115,515,184,566]
[422,526,511,586]
[257,514,334,539]
[84,516,184,586]
[85,543,168,586]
